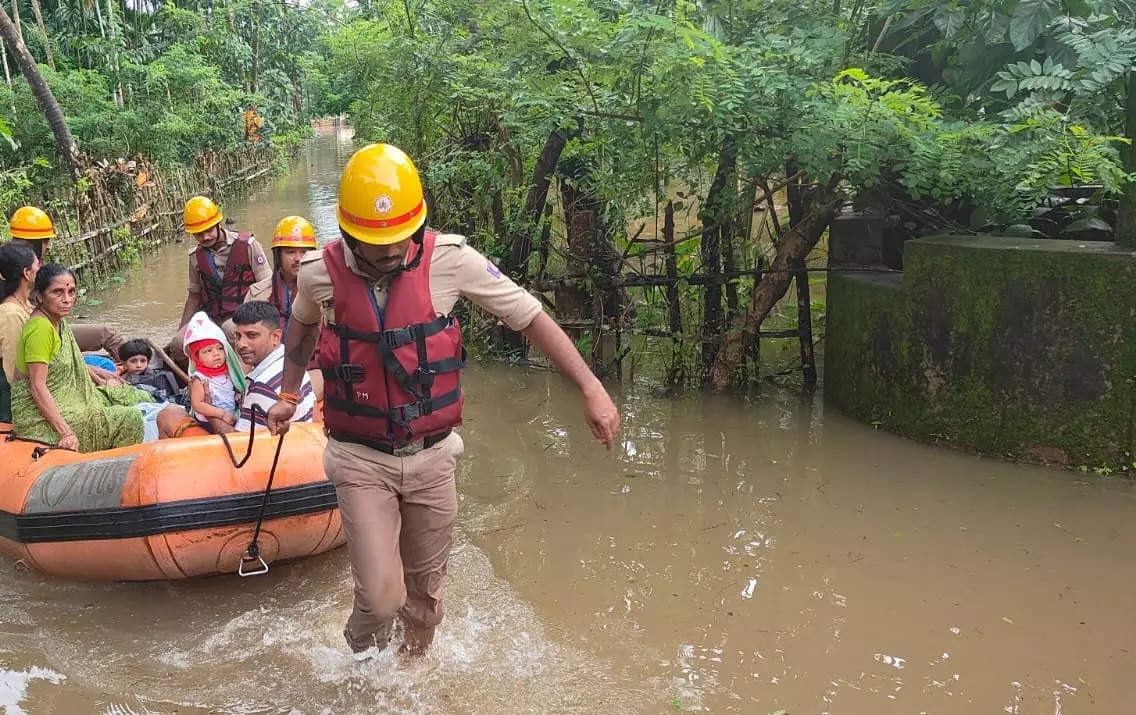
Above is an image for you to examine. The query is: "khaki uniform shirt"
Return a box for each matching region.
[291,234,542,331]
[187,228,272,295]
[244,275,275,303]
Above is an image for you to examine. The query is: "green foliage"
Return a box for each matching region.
[1,0,1131,380]
[113,226,142,268]
[1,0,341,178]
[884,0,1134,133]
[1009,0,1060,51]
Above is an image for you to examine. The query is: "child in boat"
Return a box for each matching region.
[182,312,248,432]
[118,339,181,403]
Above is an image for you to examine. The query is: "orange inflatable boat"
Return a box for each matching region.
[0,423,343,581]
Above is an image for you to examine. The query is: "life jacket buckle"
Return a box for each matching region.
[334,363,366,383]
[383,327,413,348]
[415,367,436,390]
[399,399,432,421]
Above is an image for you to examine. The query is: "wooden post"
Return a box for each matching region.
[663,200,684,388]
[663,201,681,335]
[794,260,817,385]
[746,259,763,379]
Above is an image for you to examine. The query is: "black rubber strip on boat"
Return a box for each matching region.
[0,481,339,543]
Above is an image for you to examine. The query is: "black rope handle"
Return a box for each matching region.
[217,404,269,468]
[242,426,287,566]
[232,404,287,577]
[6,430,74,459]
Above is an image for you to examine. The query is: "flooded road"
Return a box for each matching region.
[3,128,1135,713]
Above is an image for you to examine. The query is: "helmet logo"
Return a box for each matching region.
[374,194,394,215]
[291,225,303,237]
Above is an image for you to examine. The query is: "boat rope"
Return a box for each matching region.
[217,406,262,468]
[228,405,287,577]
[5,430,68,459]
[11,406,291,576]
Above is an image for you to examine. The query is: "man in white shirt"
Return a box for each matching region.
[227,301,315,432]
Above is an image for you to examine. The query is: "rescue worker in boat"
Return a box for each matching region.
[265,143,621,657]
[178,196,272,329]
[244,215,316,332]
[227,215,324,409]
[5,206,129,371]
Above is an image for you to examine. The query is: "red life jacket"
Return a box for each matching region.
[317,232,465,448]
[196,232,256,324]
[269,270,293,329]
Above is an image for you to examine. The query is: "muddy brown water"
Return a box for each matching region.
[2,128,1134,713]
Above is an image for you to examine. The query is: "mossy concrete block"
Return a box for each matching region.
[825,235,1136,467]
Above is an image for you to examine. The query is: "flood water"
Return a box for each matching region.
[3,127,1135,713]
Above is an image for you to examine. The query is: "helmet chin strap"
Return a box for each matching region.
[349,231,425,279]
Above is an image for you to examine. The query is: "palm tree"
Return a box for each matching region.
[0,4,80,179]
[29,0,54,69]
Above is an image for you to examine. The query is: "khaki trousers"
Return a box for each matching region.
[72,323,125,357]
[324,431,464,653]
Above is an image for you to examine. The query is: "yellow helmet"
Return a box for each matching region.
[336,143,427,245]
[272,215,317,249]
[9,206,55,240]
[183,196,223,235]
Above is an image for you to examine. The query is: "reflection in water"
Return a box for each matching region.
[3,127,1133,713]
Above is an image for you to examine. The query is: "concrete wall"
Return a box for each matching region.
[825,235,1136,468]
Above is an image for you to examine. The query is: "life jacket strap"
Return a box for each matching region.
[324,384,462,431]
[320,349,465,388]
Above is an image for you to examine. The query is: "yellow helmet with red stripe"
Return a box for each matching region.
[336,143,427,245]
[272,216,317,249]
[9,206,55,240]
[183,196,223,235]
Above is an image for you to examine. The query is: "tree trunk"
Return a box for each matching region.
[0,5,80,180]
[786,161,806,228]
[101,0,122,107]
[2,41,12,109]
[9,0,19,43]
[504,126,572,281]
[709,184,842,392]
[250,11,259,95]
[557,155,625,343]
[555,177,592,332]
[1116,71,1136,248]
[28,0,52,70]
[698,138,737,387]
[723,219,739,317]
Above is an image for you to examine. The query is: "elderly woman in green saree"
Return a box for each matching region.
[11,264,190,452]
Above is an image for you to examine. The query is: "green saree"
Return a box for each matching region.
[11,320,156,452]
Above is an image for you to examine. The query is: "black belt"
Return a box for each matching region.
[328,429,452,456]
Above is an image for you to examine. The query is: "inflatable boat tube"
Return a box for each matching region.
[0,423,343,580]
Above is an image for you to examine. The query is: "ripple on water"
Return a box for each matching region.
[4,542,645,714]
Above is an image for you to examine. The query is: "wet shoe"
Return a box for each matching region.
[344,626,389,659]
[397,623,435,657]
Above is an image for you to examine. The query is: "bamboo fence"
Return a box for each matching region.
[9,144,281,287]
